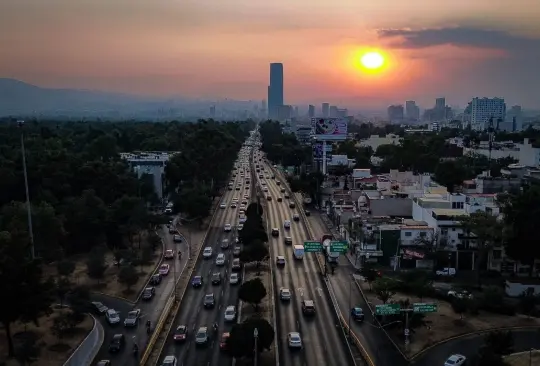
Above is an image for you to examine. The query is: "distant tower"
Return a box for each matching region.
[322,103,329,117]
[308,105,315,118]
[268,63,284,119]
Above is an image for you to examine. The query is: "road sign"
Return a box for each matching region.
[375,304,401,316]
[404,328,409,336]
[329,241,348,253]
[413,303,438,314]
[304,241,322,252]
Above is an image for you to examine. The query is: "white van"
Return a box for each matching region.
[293,245,304,260]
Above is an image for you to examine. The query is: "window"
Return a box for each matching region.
[404,232,412,237]
[492,250,502,260]
[419,232,426,237]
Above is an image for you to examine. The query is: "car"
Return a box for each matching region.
[280,188,286,193]
[142,287,156,300]
[276,255,286,266]
[173,234,182,243]
[159,263,170,275]
[283,220,291,229]
[106,309,120,325]
[287,332,302,348]
[235,186,240,190]
[271,228,279,237]
[230,273,240,285]
[220,332,230,351]
[280,288,291,301]
[284,193,290,199]
[245,186,249,190]
[277,197,283,202]
[204,293,215,308]
[168,226,176,234]
[444,354,467,366]
[203,247,213,258]
[266,195,272,201]
[284,236,293,245]
[195,327,209,345]
[289,202,296,209]
[108,334,124,353]
[211,272,222,285]
[263,187,268,192]
[164,249,175,259]
[150,273,162,285]
[305,210,311,216]
[228,186,233,191]
[293,214,300,222]
[220,203,226,209]
[448,290,473,299]
[221,239,230,249]
[351,307,365,321]
[276,180,281,186]
[191,275,203,288]
[173,325,188,342]
[231,202,237,208]
[271,175,275,179]
[91,301,108,315]
[237,223,244,231]
[215,253,226,266]
[302,300,316,315]
[96,361,111,366]
[124,309,141,327]
[224,224,232,232]
[162,355,178,366]
[224,305,237,322]
[233,246,241,257]
[231,258,241,272]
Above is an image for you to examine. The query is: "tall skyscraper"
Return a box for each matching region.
[470,97,506,131]
[405,101,420,121]
[308,105,315,118]
[387,105,404,122]
[268,63,284,119]
[322,103,329,117]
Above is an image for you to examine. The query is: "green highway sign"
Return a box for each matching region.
[375,303,401,316]
[329,241,348,253]
[413,303,438,314]
[304,241,322,252]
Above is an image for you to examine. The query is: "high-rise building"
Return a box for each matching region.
[405,101,420,121]
[470,97,506,131]
[322,103,329,117]
[329,105,339,117]
[506,105,523,132]
[387,105,404,122]
[268,63,284,119]
[337,109,348,118]
[210,105,216,118]
[435,98,446,110]
[308,105,315,118]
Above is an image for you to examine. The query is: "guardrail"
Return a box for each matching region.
[63,315,104,366]
[140,190,225,365]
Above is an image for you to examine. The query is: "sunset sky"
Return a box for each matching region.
[1,0,539,108]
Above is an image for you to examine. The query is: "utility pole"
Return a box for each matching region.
[347,276,352,336]
[18,120,35,260]
[253,328,259,366]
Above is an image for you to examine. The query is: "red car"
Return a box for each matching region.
[173,325,188,342]
[220,332,230,351]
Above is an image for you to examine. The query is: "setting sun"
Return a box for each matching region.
[360,51,385,70]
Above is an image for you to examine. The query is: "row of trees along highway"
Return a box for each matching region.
[0,119,253,359]
[258,120,540,278]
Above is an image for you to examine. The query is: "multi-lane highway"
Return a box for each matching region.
[93,222,189,366]
[261,162,354,366]
[157,165,250,366]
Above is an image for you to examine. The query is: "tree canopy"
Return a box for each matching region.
[226,317,275,359]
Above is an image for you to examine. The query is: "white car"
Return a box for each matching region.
[231,202,237,208]
[238,223,244,231]
[444,354,467,366]
[224,305,236,322]
[224,224,232,232]
[287,332,302,348]
[280,288,291,301]
[203,247,213,258]
[230,273,240,285]
[215,253,226,266]
[162,355,178,366]
[220,203,226,209]
[106,309,120,325]
[284,220,291,229]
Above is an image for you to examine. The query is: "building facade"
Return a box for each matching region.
[268,63,284,119]
[470,97,506,131]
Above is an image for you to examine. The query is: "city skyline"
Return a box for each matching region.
[1,0,539,108]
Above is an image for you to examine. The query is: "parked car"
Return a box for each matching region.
[91,301,108,315]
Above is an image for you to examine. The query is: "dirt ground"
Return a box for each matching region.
[238,261,275,366]
[357,280,540,356]
[42,231,163,302]
[0,309,93,366]
[504,350,540,366]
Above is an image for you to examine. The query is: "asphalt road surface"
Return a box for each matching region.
[157,171,247,366]
[262,164,354,366]
[308,214,408,366]
[92,222,189,366]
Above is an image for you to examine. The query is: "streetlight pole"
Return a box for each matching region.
[348,275,352,337]
[18,120,35,260]
[253,328,259,366]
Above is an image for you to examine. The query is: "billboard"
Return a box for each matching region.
[312,143,332,162]
[311,118,347,141]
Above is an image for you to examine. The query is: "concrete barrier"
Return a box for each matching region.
[63,315,104,366]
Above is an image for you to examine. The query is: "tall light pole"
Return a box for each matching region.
[253,328,259,366]
[18,120,35,260]
[348,275,352,337]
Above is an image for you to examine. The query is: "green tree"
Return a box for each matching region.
[86,247,106,282]
[451,298,468,320]
[360,265,378,290]
[239,278,267,311]
[372,277,397,304]
[239,240,269,269]
[56,260,76,277]
[226,317,275,359]
[519,291,539,316]
[434,160,469,193]
[14,337,40,366]
[245,202,263,218]
[118,265,140,292]
[55,277,72,306]
[484,330,514,356]
[51,312,73,341]
[0,231,53,357]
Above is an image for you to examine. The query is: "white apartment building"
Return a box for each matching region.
[470,97,506,131]
[358,134,402,151]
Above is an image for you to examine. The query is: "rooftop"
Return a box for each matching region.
[431,208,468,217]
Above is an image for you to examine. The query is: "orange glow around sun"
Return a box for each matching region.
[355,49,387,73]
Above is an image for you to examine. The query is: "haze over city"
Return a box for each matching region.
[1,0,540,109]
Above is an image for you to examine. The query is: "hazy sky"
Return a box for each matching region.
[1,0,540,108]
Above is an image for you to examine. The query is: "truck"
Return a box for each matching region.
[293,245,304,260]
